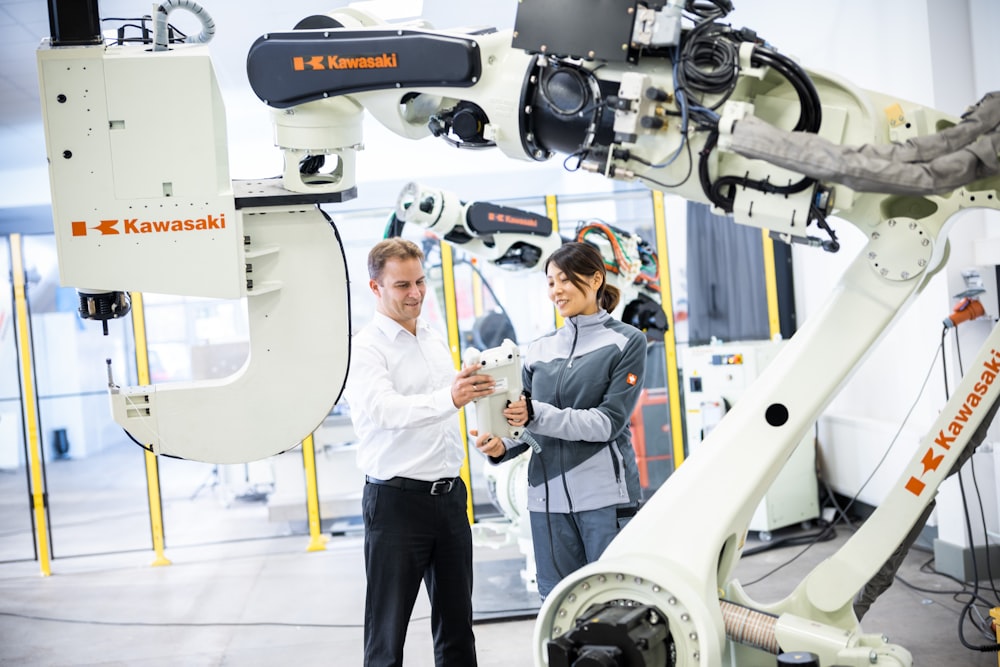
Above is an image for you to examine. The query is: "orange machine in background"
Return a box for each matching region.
[630,387,675,500]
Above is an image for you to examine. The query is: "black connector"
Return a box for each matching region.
[645,86,670,102]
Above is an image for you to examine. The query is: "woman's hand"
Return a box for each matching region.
[503,396,530,428]
[471,429,506,458]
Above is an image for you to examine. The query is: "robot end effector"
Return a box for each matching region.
[394,182,561,271]
[394,181,669,337]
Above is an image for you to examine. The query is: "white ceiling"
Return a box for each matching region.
[0,0,527,224]
[3,0,999,228]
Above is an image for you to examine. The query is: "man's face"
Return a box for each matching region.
[371,256,427,328]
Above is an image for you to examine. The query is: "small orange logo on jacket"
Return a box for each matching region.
[627,373,637,386]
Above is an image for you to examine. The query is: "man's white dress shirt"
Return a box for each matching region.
[342,311,464,481]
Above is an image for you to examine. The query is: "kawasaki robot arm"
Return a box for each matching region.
[242,3,1000,666]
[393,181,668,335]
[39,0,1000,664]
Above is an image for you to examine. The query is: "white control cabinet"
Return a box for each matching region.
[682,340,819,536]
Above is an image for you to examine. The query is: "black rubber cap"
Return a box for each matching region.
[777,652,820,666]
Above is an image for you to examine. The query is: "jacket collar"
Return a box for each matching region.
[566,309,610,331]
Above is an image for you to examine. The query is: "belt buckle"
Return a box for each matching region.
[430,479,453,495]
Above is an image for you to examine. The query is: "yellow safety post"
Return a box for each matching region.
[545,194,564,329]
[760,229,782,339]
[991,608,1000,667]
[11,234,51,577]
[129,292,171,567]
[651,192,686,469]
[439,242,475,523]
[302,434,328,551]
[470,257,484,319]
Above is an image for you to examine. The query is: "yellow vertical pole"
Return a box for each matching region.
[470,258,484,319]
[10,234,51,577]
[545,194,565,329]
[990,608,1000,667]
[129,292,171,567]
[302,434,328,551]
[651,192,687,468]
[439,242,475,523]
[760,229,782,339]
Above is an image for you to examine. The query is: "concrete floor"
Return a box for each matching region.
[2,520,1000,666]
[2,442,999,665]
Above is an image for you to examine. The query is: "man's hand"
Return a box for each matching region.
[451,365,495,408]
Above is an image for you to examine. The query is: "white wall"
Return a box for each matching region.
[12,2,1000,535]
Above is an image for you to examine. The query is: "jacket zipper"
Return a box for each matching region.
[555,318,580,513]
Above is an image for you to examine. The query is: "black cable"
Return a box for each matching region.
[633,138,696,190]
[941,327,950,396]
[536,450,565,582]
[0,609,410,629]
[741,520,836,557]
[743,338,941,586]
[916,556,1000,638]
[740,521,837,586]
[968,455,1000,605]
[472,608,540,624]
[684,0,733,21]
[954,467,1000,651]
[939,327,1000,653]
[675,21,740,110]
[895,571,998,634]
[748,47,822,133]
[818,473,854,530]
[685,29,823,213]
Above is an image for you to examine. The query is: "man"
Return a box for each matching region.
[343,238,494,667]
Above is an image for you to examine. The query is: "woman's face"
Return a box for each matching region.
[546,264,601,318]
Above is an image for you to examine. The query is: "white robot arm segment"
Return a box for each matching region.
[395,181,562,271]
[394,181,668,335]
[38,2,353,463]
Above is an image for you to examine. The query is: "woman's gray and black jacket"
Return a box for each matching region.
[491,309,646,514]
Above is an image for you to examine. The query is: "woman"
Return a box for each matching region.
[476,241,647,599]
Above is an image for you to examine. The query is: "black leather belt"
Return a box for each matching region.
[365,475,459,495]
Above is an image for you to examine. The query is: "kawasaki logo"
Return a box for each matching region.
[292,53,399,71]
[488,211,539,228]
[904,347,1000,496]
[71,213,226,236]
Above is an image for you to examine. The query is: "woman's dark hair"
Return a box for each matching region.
[545,241,620,312]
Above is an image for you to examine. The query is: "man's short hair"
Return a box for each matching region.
[368,238,424,282]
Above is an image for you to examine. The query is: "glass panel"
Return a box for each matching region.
[21,234,152,558]
[138,291,294,547]
[0,191,686,561]
[0,236,34,562]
